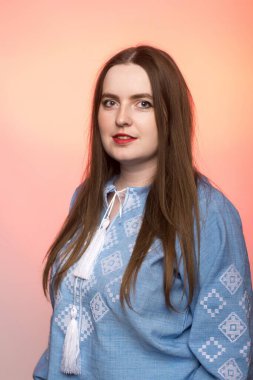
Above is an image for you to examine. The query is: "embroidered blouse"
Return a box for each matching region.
[33,174,253,379]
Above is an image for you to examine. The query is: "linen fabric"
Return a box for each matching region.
[33,175,253,379]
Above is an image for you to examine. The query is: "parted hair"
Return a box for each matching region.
[42,44,207,312]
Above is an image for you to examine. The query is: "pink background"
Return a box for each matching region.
[1,1,252,378]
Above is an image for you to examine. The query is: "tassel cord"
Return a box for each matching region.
[78,278,83,335]
[74,276,78,307]
[101,187,127,224]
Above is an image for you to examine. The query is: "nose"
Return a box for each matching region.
[115,103,132,127]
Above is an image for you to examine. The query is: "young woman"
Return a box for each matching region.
[33,45,253,379]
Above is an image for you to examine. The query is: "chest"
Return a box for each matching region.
[54,191,188,339]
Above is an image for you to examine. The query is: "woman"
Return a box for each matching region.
[33,45,252,379]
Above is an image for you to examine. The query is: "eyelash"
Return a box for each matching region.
[101,99,153,109]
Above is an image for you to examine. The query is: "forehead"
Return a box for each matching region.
[102,64,152,94]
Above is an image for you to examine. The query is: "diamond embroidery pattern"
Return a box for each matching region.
[90,292,109,322]
[101,251,123,275]
[200,288,227,318]
[218,358,243,380]
[219,264,243,295]
[55,304,94,341]
[124,189,141,212]
[55,304,75,334]
[105,275,123,303]
[198,337,226,362]
[239,340,251,365]
[218,312,247,343]
[104,225,119,250]
[79,308,95,341]
[239,290,251,319]
[124,215,143,237]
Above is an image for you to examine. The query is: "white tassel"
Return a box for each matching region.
[61,305,81,375]
[73,218,110,280]
[74,188,126,280]
[60,188,127,375]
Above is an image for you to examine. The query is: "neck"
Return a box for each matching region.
[114,163,157,190]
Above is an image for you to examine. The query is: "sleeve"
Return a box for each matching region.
[32,348,49,380]
[32,186,79,379]
[49,185,80,309]
[188,195,253,380]
[69,184,80,212]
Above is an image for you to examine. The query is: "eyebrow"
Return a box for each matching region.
[101,92,153,101]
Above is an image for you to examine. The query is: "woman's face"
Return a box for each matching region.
[98,63,158,170]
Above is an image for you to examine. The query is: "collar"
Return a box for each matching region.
[104,174,152,197]
[103,174,152,220]
[104,174,119,195]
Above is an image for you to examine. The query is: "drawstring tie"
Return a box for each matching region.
[61,187,127,375]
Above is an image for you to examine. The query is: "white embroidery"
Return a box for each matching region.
[239,340,251,365]
[128,242,134,253]
[200,288,226,318]
[55,304,74,333]
[55,304,94,341]
[104,275,123,303]
[218,312,247,343]
[124,189,141,212]
[55,289,62,307]
[90,292,109,322]
[219,264,243,295]
[65,263,96,297]
[79,308,95,341]
[101,251,123,275]
[218,358,243,379]
[124,215,142,237]
[239,290,251,319]
[104,225,119,249]
[198,337,226,362]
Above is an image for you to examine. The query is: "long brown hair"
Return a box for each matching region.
[42,44,207,312]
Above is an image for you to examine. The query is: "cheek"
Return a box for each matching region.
[146,121,158,143]
[98,114,107,138]
[98,110,112,135]
[147,125,159,152]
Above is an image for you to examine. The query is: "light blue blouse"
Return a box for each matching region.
[33,175,253,379]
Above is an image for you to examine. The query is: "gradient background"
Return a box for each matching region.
[1,1,252,378]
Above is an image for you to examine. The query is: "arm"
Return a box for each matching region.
[187,193,253,379]
[32,186,80,379]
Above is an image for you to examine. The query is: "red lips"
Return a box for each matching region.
[113,133,136,138]
[112,134,137,145]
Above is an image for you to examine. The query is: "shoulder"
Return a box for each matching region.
[69,180,87,210]
[191,175,250,288]
[196,174,242,231]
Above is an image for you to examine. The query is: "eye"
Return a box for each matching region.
[138,100,153,109]
[101,99,116,108]
[101,99,153,109]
